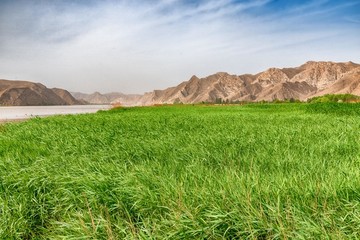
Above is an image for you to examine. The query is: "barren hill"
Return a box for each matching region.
[71,92,142,106]
[0,80,84,106]
[134,61,360,105]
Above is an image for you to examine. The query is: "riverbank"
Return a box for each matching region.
[0,105,111,121]
[0,119,27,124]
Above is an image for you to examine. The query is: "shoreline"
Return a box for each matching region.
[0,118,28,124]
[0,105,111,122]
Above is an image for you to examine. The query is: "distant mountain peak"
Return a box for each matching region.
[70,91,142,106]
[189,75,199,80]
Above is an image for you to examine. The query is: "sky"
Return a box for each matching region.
[0,0,359,94]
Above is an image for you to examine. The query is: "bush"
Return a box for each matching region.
[307,94,360,103]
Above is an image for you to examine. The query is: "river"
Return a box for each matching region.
[0,105,112,121]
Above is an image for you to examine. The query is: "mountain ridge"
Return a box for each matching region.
[127,61,359,105]
[71,92,142,106]
[0,79,84,106]
[2,61,359,106]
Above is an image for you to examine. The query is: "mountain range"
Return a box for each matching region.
[1,61,359,106]
[135,61,360,105]
[71,92,142,106]
[73,61,360,105]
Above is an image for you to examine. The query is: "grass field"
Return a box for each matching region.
[1,103,360,239]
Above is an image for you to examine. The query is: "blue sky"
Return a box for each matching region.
[0,0,359,93]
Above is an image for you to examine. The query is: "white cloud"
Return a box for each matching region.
[0,0,359,93]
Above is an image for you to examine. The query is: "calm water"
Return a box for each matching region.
[0,105,111,120]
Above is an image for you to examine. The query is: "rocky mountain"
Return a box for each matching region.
[312,65,360,97]
[0,79,84,106]
[71,92,142,106]
[6,61,355,106]
[135,61,360,105]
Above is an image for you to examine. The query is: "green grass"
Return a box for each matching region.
[1,103,360,239]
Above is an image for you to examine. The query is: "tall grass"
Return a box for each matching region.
[1,104,360,239]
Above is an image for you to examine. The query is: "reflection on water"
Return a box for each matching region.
[0,105,111,120]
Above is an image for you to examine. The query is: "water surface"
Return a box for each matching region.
[0,105,111,121]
